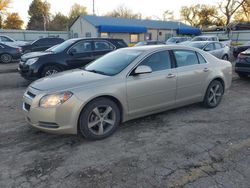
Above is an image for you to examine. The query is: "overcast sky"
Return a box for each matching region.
[8,0,221,25]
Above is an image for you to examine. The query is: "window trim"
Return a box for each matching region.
[67,40,93,54]
[93,40,116,52]
[196,52,207,64]
[127,49,174,77]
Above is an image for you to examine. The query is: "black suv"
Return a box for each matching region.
[18,38,127,80]
[22,37,65,54]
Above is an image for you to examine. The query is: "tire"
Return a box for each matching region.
[238,73,248,78]
[41,65,62,78]
[203,80,224,108]
[79,97,121,140]
[0,53,12,63]
[222,54,229,61]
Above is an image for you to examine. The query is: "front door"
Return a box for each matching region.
[66,41,94,69]
[126,50,177,117]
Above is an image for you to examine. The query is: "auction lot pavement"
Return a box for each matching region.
[0,63,250,188]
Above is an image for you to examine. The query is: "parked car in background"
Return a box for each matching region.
[0,35,28,47]
[192,35,219,42]
[22,45,232,140]
[18,38,128,80]
[134,40,165,46]
[187,41,230,60]
[0,43,22,63]
[235,49,250,78]
[21,37,65,54]
[166,37,191,44]
[233,42,250,58]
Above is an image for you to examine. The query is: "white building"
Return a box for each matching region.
[70,15,201,44]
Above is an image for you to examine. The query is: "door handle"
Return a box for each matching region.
[203,68,209,72]
[167,73,176,78]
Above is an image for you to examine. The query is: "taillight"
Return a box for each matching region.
[238,53,244,59]
[17,48,22,53]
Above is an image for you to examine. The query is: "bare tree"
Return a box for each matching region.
[105,5,141,19]
[163,10,174,21]
[219,0,246,25]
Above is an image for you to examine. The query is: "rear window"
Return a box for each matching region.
[113,40,128,48]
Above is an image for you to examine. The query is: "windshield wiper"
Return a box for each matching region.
[85,69,108,75]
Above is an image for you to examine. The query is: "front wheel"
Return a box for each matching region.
[41,66,62,78]
[203,80,224,108]
[79,98,121,140]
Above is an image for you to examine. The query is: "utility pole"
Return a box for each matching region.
[93,0,95,15]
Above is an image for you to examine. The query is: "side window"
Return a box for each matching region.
[205,43,215,51]
[140,51,171,72]
[71,41,92,53]
[215,43,222,49]
[94,41,114,51]
[34,38,47,45]
[1,36,13,42]
[196,52,207,64]
[173,50,199,67]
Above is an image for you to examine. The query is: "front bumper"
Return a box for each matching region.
[22,87,83,135]
[18,62,39,80]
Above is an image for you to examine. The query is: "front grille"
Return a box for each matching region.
[24,103,31,111]
[27,91,36,99]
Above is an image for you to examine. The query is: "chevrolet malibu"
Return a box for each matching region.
[22,45,232,140]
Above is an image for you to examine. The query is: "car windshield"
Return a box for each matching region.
[189,42,207,49]
[49,39,79,53]
[134,42,146,46]
[84,49,143,76]
[192,37,208,41]
[167,38,177,42]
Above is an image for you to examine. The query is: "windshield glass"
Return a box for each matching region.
[167,38,177,42]
[84,49,143,76]
[188,42,207,49]
[49,39,78,53]
[192,37,208,41]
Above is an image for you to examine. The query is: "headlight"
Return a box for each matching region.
[39,91,73,108]
[26,57,38,65]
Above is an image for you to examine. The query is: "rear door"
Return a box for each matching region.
[173,50,210,105]
[66,40,94,69]
[214,42,224,59]
[93,40,115,59]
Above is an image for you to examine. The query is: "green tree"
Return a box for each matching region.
[27,0,50,30]
[69,3,87,25]
[105,5,142,19]
[0,0,12,28]
[3,12,23,29]
[49,13,69,31]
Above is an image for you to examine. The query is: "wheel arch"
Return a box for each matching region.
[77,95,124,133]
[38,63,66,77]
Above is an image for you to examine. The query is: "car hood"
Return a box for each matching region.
[30,69,109,92]
[21,51,52,61]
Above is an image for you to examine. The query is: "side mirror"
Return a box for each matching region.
[204,47,211,51]
[133,65,152,75]
[69,48,77,55]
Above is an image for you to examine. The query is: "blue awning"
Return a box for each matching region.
[177,28,201,35]
[98,25,147,33]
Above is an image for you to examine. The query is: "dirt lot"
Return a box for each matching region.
[0,62,250,188]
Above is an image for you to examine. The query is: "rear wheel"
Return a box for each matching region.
[238,73,248,78]
[79,98,121,140]
[41,66,62,78]
[222,54,229,60]
[203,80,224,108]
[0,53,12,63]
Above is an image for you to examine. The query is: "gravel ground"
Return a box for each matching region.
[0,67,250,188]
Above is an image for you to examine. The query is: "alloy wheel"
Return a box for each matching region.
[1,54,12,63]
[44,69,59,77]
[87,105,116,136]
[208,84,223,106]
